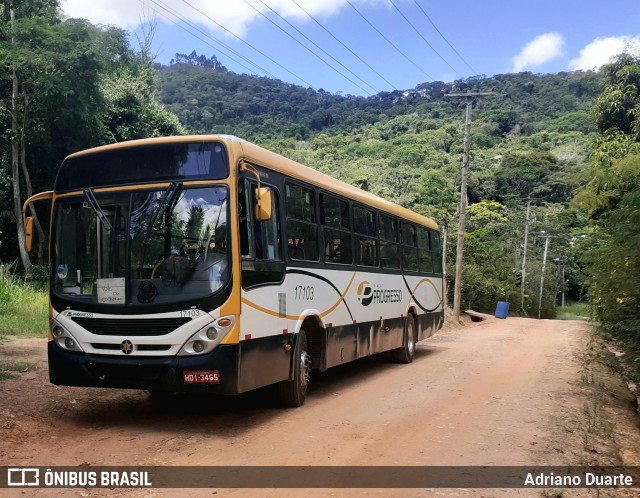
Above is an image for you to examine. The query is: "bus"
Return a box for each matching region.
[23,135,444,406]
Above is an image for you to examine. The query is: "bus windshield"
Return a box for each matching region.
[52,185,229,307]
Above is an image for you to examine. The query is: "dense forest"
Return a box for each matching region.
[155,54,603,318]
[1,5,639,377]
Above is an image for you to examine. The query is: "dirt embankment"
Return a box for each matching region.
[1,315,639,497]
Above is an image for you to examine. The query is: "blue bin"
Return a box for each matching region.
[495,301,509,319]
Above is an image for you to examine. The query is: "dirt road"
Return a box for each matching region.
[1,316,639,497]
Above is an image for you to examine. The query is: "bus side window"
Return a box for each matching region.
[252,186,280,261]
[353,204,378,267]
[379,214,400,269]
[418,228,434,273]
[401,222,419,272]
[285,183,319,262]
[431,230,442,274]
[240,178,285,289]
[321,194,352,265]
[240,179,281,262]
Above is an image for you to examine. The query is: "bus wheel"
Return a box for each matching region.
[278,330,311,407]
[392,314,416,364]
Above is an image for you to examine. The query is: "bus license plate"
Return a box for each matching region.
[183,370,220,384]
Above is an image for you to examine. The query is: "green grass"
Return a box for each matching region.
[0,359,38,380]
[0,263,49,341]
[556,302,590,321]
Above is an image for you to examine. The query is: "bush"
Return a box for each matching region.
[0,263,48,340]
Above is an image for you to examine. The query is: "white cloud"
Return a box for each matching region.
[61,0,386,38]
[569,36,640,70]
[511,33,565,72]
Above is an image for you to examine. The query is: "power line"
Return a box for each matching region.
[345,0,434,82]
[288,0,397,91]
[389,0,464,79]
[245,0,373,95]
[141,0,272,77]
[414,0,478,75]
[179,0,316,89]
[151,0,275,77]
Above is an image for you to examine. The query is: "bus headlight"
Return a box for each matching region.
[178,316,234,356]
[50,319,84,353]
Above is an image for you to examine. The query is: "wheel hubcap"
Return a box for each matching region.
[300,351,311,387]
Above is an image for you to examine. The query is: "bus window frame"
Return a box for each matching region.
[284,180,321,264]
[352,202,379,269]
[400,221,420,273]
[319,191,354,267]
[378,212,401,270]
[238,169,286,291]
[430,229,443,275]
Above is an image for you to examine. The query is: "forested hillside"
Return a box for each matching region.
[155,56,604,317]
[156,55,601,142]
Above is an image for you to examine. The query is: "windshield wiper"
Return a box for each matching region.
[163,182,184,218]
[145,182,183,233]
[138,182,184,270]
[83,188,112,231]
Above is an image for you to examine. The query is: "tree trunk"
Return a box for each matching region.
[10,7,32,278]
[20,95,46,266]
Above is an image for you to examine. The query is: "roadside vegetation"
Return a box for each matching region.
[0,263,48,341]
[556,302,590,321]
[0,359,37,380]
[574,52,640,386]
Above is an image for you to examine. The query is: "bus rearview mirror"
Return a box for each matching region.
[24,216,33,252]
[255,187,272,221]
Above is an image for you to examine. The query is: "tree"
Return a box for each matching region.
[0,7,185,268]
[575,52,640,370]
[495,152,560,201]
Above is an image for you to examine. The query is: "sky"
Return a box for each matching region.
[60,0,640,96]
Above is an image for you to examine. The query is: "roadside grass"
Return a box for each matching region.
[0,359,38,380]
[0,264,48,342]
[556,302,590,321]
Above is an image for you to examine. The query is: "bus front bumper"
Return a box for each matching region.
[47,341,240,394]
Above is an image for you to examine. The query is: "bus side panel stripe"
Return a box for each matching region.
[286,269,354,320]
[241,271,357,322]
[402,276,443,313]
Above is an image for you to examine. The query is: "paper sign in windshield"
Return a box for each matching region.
[97,278,126,304]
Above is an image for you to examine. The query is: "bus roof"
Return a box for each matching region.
[66,135,439,231]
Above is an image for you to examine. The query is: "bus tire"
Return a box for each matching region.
[392,314,416,364]
[278,330,311,407]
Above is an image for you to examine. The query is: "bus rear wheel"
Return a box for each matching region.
[392,314,416,364]
[278,330,311,407]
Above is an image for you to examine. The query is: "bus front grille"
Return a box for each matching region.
[91,343,172,352]
[71,317,191,336]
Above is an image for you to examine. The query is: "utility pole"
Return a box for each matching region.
[560,264,565,308]
[554,258,566,308]
[520,200,532,316]
[446,91,493,322]
[441,218,448,308]
[519,198,539,316]
[537,233,555,319]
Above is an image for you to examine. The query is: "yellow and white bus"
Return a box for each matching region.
[23,135,444,406]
